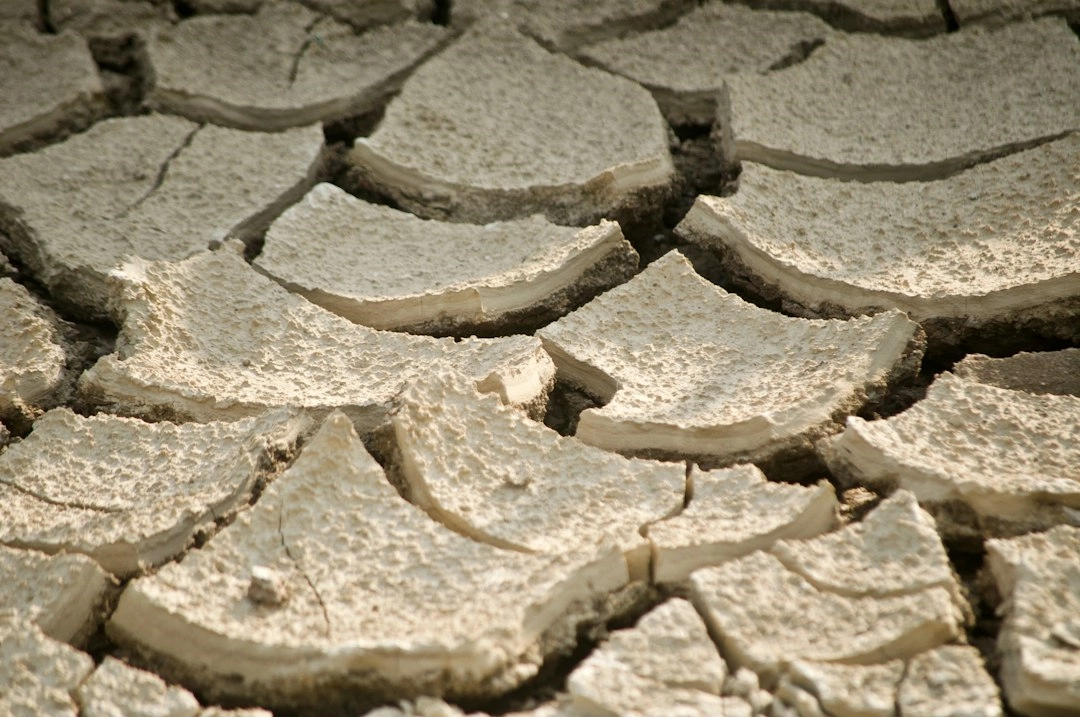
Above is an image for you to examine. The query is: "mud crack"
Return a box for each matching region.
[115,124,203,219]
[277,506,331,637]
[1,479,122,513]
[288,17,327,87]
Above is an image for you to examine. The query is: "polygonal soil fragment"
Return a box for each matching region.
[292,0,434,32]
[822,372,1080,541]
[719,19,1080,180]
[0,116,323,319]
[0,615,94,717]
[537,251,923,473]
[951,0,1080,26]
[647,463,838,582]
[453,0,695,53]
[778,645,1001,717]
[0,24,106,156]
[986,525,1080,717]
[690,492,967,686]
[0,545,111,645]
[77,656,201,717]
[733,0,945,35]
[578,3,831,125]
[677,135,1080,345]
[349,19,675,225]
[147,2,447,131]
[108,412,629,712]
[0,407,310,578]
[255,183,638,335]
[565,598,744,716]
[954,348,1080,396]
[391,372,684,579]
[0,279,71,432]
[50,0,170,40]
[79,248,554,431]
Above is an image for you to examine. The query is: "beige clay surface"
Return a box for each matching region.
[0,278,70,430]
[823,372,1080,540]
[108,412,628,711]
[987,525,1080,716]
[0,116,323,318]
[78,656,202,717]
[256,183,637,334]
[0,545,111,646]
[391,372,684,579]
[752,0,945,34]
[578,3,831,125]
[954,348,1080,396]
[691,492,967,685]
[677,135,1080,338]
[0,407,309,578]
[720,19,1080,180]
[147,2,447,131]
[951,0,1080,25]
[538,251,922,469]
[647,463,838,582]
[0,615,95,717]
[0,24,105,156]
[350,19,674,225]
[79,248,555,431]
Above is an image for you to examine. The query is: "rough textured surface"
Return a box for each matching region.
[147,3,447,131]
[730,0,945,34]
[781,659,904,717]
[538,251,923,471]
[898,646,1002,717]
[350,19,675,225]
[951,0,1080,25]
[0,24,106,156]
[566,598,731,716]
[987,525,1080,717]
[79,248,555,432]
[647,463,838,582]
[255,183,638,335]
[0,615,95,717]
[0,278,70,431]
[0,116,324,319]
[578,3,831,125]
[954,349,1080,396]
[0,407,310,578]
[691,492,966,686]
[50,0,170,39]
[77,656,201,717]
[823,373,1080,540]
[108,412,629,712]
[720,19,1080,180]
[0,545,112,645]
[677,135,1080,341]
[391,372,684,579]
[292,0,433,32]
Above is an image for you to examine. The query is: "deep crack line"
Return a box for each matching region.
[277,507,331,638]
[288,17,326,87]
[1,479,122,514]
[115,124,203,220]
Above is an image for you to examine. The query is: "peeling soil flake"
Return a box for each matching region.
[108,412,629,712]
[391,372,684,579]
[0,116,323,319]
[0,24,106,157]
[822,372,1080,540]
[350,18,675,225]
[255,183,638,335]
[719,18,1080,180]
[987,525,1080,716]
[0,407,310,578]
[578,3,831,126]
[678,134,1080,344]
[78,248,555,431]
[147,2,448,131]
[537,250,923,472]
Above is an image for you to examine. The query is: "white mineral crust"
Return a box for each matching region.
[108,412,629,710]
[537,250,922,469]
[0,407,310,578]
[256,183,637,334]
[79,248,554,430]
